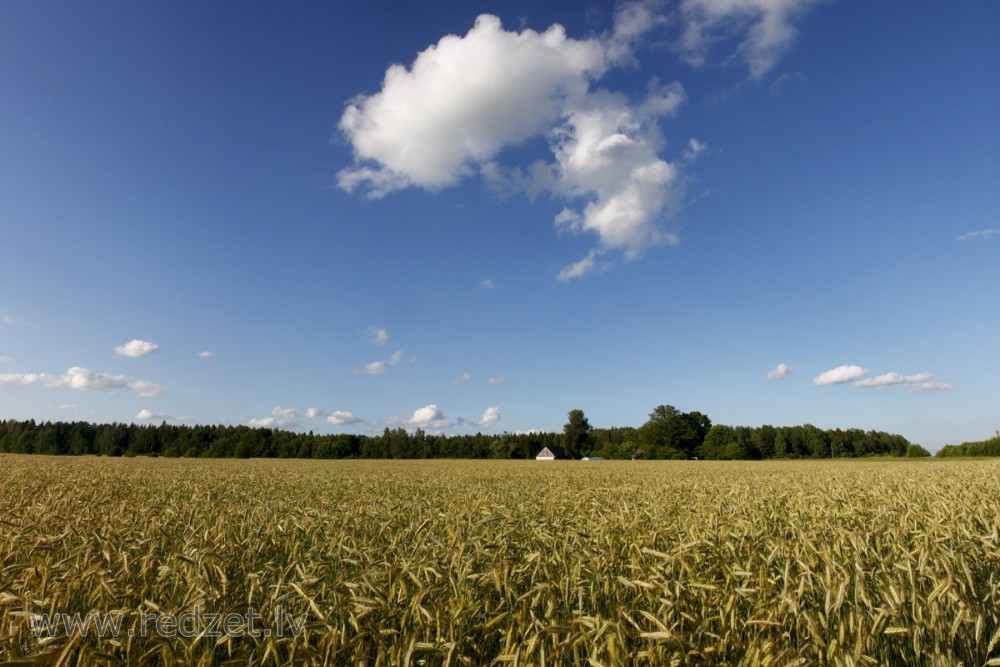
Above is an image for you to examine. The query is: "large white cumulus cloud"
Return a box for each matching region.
[337,1,821,278]
[337,8,685,279]
[548,84,685,263]
[339,14,605,194]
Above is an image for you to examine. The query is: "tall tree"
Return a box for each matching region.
[562,409,592,459]
[640,405,711,459]
[699,425,740,459]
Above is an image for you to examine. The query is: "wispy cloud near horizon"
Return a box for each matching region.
[248,406,300,430]
[812,365,869,386]
[813,365,951,391]
[854,372,951,391]
[957,228,1000,242]
[0,366,164,397]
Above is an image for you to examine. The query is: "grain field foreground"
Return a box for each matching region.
[1,456,998,665]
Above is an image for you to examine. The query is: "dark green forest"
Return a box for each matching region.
[1,404,929,459]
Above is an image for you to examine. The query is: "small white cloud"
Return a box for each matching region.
[912,380,953,392]
[812,365,870,386]
[127,379,166,398]
[248,417,282,429]
[477,407,501,428]
[605,0,667,65]
[368,326,389,346]
[853,372,927,389]
[681,138,708,163]
[478,278,496,289]
[854,372,951,391]
[392,404,452,431]
[637,78,687,117]
[114,339,160,358]
[306,406,362,424]
[357,361,386,376]
[0,355,10,364]
[766,362,792,380]
[271,406,297,419]
[388,350,404,366]
[557,249,599,281]
[1,315,14,325]
[452,372,473,386]
[555,207,583,232]
[135,408,174,421]
[487,375,510,385]
[0,372,59,388]
[248,407,300,429]
[957,228,1000,242]
[677,0,824,80]
[411,404,444,424]
[326,410,363,426]
[198,350,215,359]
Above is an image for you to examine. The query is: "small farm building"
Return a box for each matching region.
[535,446,567,460]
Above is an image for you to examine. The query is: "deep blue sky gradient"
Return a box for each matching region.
[2,0,997,449]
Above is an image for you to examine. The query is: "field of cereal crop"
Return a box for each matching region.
[2,455,999,665]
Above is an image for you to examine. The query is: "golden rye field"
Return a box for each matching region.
[1,456,999,665]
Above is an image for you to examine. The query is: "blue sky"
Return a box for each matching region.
[1,0,997,450]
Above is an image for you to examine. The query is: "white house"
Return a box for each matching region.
[535,446,566,460]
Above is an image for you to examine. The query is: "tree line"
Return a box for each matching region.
[0,419,562,459]
[0,405,929,459]
[936,434,1000,457]
[561,405,927,459]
